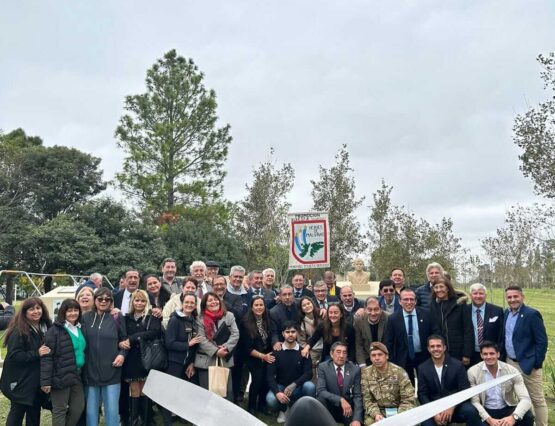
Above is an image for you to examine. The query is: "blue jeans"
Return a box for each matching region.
[266,382,316,412]
[86,384,120,426]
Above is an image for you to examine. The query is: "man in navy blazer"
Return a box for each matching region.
[316,342,363,426]
[504,285,548,426]
[465,283,504,366]
[384,287,440,384]
[312,280,339,310]
[377,279,401,315]
[417,335,481,426]
[291,272,314,299]
[246,270,276,309]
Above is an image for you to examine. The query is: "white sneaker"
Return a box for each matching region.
[277,410,286,423]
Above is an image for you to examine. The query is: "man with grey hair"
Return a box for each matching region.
[190,260,211,298]
[270,285,299,350]
[416,262,444,310]
[74,272,103,296]
[262,268,276,291]
[465,283,504,366]
[312,280,338,310]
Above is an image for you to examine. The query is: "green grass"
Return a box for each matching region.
[1,289,555,424]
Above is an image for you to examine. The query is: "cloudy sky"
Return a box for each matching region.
[1,1,554,254]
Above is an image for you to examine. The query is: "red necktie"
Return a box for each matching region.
[337,367,344,392]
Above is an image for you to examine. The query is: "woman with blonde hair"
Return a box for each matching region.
[120,289,161,425]
[76,286,95,314]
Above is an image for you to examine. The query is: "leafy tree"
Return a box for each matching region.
[235,151,294,279]
[514,52,555,198]
[115,49,232,215]
[311,145,366,272]
[368,180,464,283]
[481,204,555,288]
[23,145,105,220]
[162,218,247,276]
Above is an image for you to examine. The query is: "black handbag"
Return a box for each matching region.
[139,316,168,371]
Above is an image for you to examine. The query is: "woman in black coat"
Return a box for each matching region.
[120,289,161,425]
[144,274,171,314]
[0,297,52,426]
[242,295,275,414]
[430,277,473,365]
[40,298,86,426]
[162,292,200,425]
[302,303,355,362]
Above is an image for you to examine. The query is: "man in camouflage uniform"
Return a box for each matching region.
[361,342,416,425]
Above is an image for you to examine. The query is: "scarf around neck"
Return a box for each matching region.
[203,308,224,341]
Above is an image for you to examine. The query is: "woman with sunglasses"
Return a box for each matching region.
[242,295,275,414]
[0,297,52,426]
[81,287,127,426]
[301,303,355,362]
[40,298,86,426]
[162,292,201,425]
[195,292,239,399]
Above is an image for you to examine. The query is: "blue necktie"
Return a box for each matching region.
[407,314,415,360]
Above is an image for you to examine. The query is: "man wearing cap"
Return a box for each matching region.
[361,342,416,425]
[205,260,220,284]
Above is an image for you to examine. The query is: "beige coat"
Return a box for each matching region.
[353,310,388,365]
[467,360,531,422]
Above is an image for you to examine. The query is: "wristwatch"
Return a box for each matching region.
[512,413,520,421]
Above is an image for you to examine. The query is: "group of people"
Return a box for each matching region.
[0,259,549,426]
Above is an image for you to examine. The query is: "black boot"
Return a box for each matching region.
[140,395,155,425]
[129,396,141,426]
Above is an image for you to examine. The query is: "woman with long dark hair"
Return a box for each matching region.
[194,292,239,399]
[430,277,473,364]
[0,297,52,426]
[297,296,322,382]
[120,289,161,425]
[81,287,126,426]
[40,298,86,426]
[242,295,275,414]
[161,292,201,425]
[144,274,171,316]
[302,303,355,362]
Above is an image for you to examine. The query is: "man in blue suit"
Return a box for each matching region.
[504,285,548,426]
[465,283,504,366]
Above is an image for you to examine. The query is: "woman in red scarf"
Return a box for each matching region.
[194,292,239,399]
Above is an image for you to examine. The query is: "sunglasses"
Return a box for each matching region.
[382,288,395,293]
[96,297,112,303]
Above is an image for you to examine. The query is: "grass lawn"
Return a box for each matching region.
[1,288,555,424]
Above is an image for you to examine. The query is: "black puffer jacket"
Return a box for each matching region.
[430,294,473,360]
[40,321,83,389]
[165,311,198,366]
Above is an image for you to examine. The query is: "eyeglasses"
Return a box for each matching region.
[96,297,112,303]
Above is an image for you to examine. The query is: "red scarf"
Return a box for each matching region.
[203,308,224,341]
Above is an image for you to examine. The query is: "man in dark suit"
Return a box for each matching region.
[339,286,364,325]
[504,285,548,426]
[246,270,276,309]
[417,335,481,426]
[465,283,504,366]
[292,272,314,299]
[316,342,363,426]
[384,287,440,384]
[353,297,388,366]
[312,280,339,310]
[270,285,299,351]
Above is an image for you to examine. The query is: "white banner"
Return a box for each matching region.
[288,211,330,270]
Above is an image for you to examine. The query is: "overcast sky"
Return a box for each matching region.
[1,1,554,255]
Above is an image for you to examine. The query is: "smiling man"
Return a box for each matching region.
[417,335,481,426]
[503,285,548,426]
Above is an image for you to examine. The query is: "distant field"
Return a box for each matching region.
[1,288,555,424]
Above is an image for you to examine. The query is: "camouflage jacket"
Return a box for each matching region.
[361,362,416,423]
